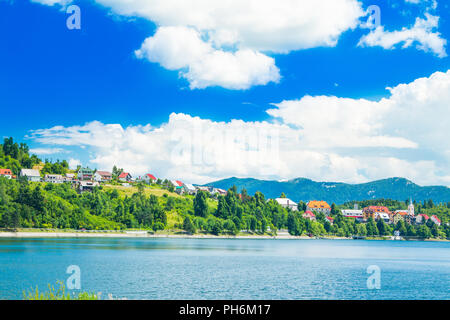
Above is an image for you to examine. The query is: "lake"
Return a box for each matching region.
[0,238,449,300]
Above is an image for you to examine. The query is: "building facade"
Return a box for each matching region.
[19,169,41,182]
[77,167,94,181]
[307,201,331,215]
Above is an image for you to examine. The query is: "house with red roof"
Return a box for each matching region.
[0,168,13,179]
[326,216,334,225]
[302,210,316,221]
[392,210,409,224]
[363,206,391,221]
[118,172,132,182]
[415,214,429,224]
[94,171,112,182]
[430,215,441,226]
[142,173,157,184]
[307,201,331,215]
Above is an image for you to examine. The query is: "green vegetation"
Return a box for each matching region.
[0,137,40,175]
[24,281,98,300]
[1,173,449,239]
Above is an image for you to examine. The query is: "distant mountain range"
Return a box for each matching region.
[203,177,450,204]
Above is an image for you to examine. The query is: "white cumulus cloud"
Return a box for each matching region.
[135,26,280,90]
[358,13,447,57]
[29,70,450,186]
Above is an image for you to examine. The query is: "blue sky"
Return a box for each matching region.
[1,0,449,185]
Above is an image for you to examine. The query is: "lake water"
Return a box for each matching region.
[0,238,449,300]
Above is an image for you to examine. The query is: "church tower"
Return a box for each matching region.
[408,198,415,216]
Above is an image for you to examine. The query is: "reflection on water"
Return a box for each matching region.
[0,238,449,299]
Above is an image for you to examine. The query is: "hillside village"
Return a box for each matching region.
[0,164,445,232]
[0,138,449,239]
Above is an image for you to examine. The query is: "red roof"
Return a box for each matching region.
[176,180,183,186]
[431,215,441,223]
[364,206,391,213]
[146,174,157,180]
[0,169,12,175]
[97,171,111,176]
[304,210,315,217]
[418,214,429,220]
[326,216,334,221]
[118,172,130,178]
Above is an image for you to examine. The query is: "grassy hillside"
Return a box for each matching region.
[103,184,183,199]
[102,184,218,229]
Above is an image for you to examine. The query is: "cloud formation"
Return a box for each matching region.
[30,70,450,186]
[358,13,447,57]
[29,148,69,155]
[135,26,280,90]
[31,0,448,88]
[31,0,365,89]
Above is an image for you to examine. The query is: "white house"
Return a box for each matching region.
[20,169,41,182]
[65,173,76,182]
[341,209,363,219]
[183,183,197,195]
[118,172,132,182]
[78,181,100,192]
[378,212,391,223]
[211,188,227,196]
[94,171,112,182]
[196,186,211,194]
[44,174,64,184]
[430,215,441,226]
[274,198,298,211]
[142,174,157,184]
[416,214,430,224]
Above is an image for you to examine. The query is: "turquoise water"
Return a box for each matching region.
[0,238,449,300]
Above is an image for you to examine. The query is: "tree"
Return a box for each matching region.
[223,219,238,235]
[183,216,196,234]
[418,225,431,239]
[431,224,439,238]
[153,221,165,231]
[280,192,286,198]
[356,223,367,236]
[194,191,209,218]
[2,210,20,230]
[395,220,407,236]
[112,166,123,180]
[407,224,417,237]
[331,203,338,215]
[377,219,388,236]
[248,216,257,232]
[287,213,301,236]
[366,218,378,236]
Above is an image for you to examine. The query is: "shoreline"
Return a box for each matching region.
[0,231,447,242]
[0,231,321,240]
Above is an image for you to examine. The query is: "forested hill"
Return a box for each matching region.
[204,177,450,204]
[0,137,40,174]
